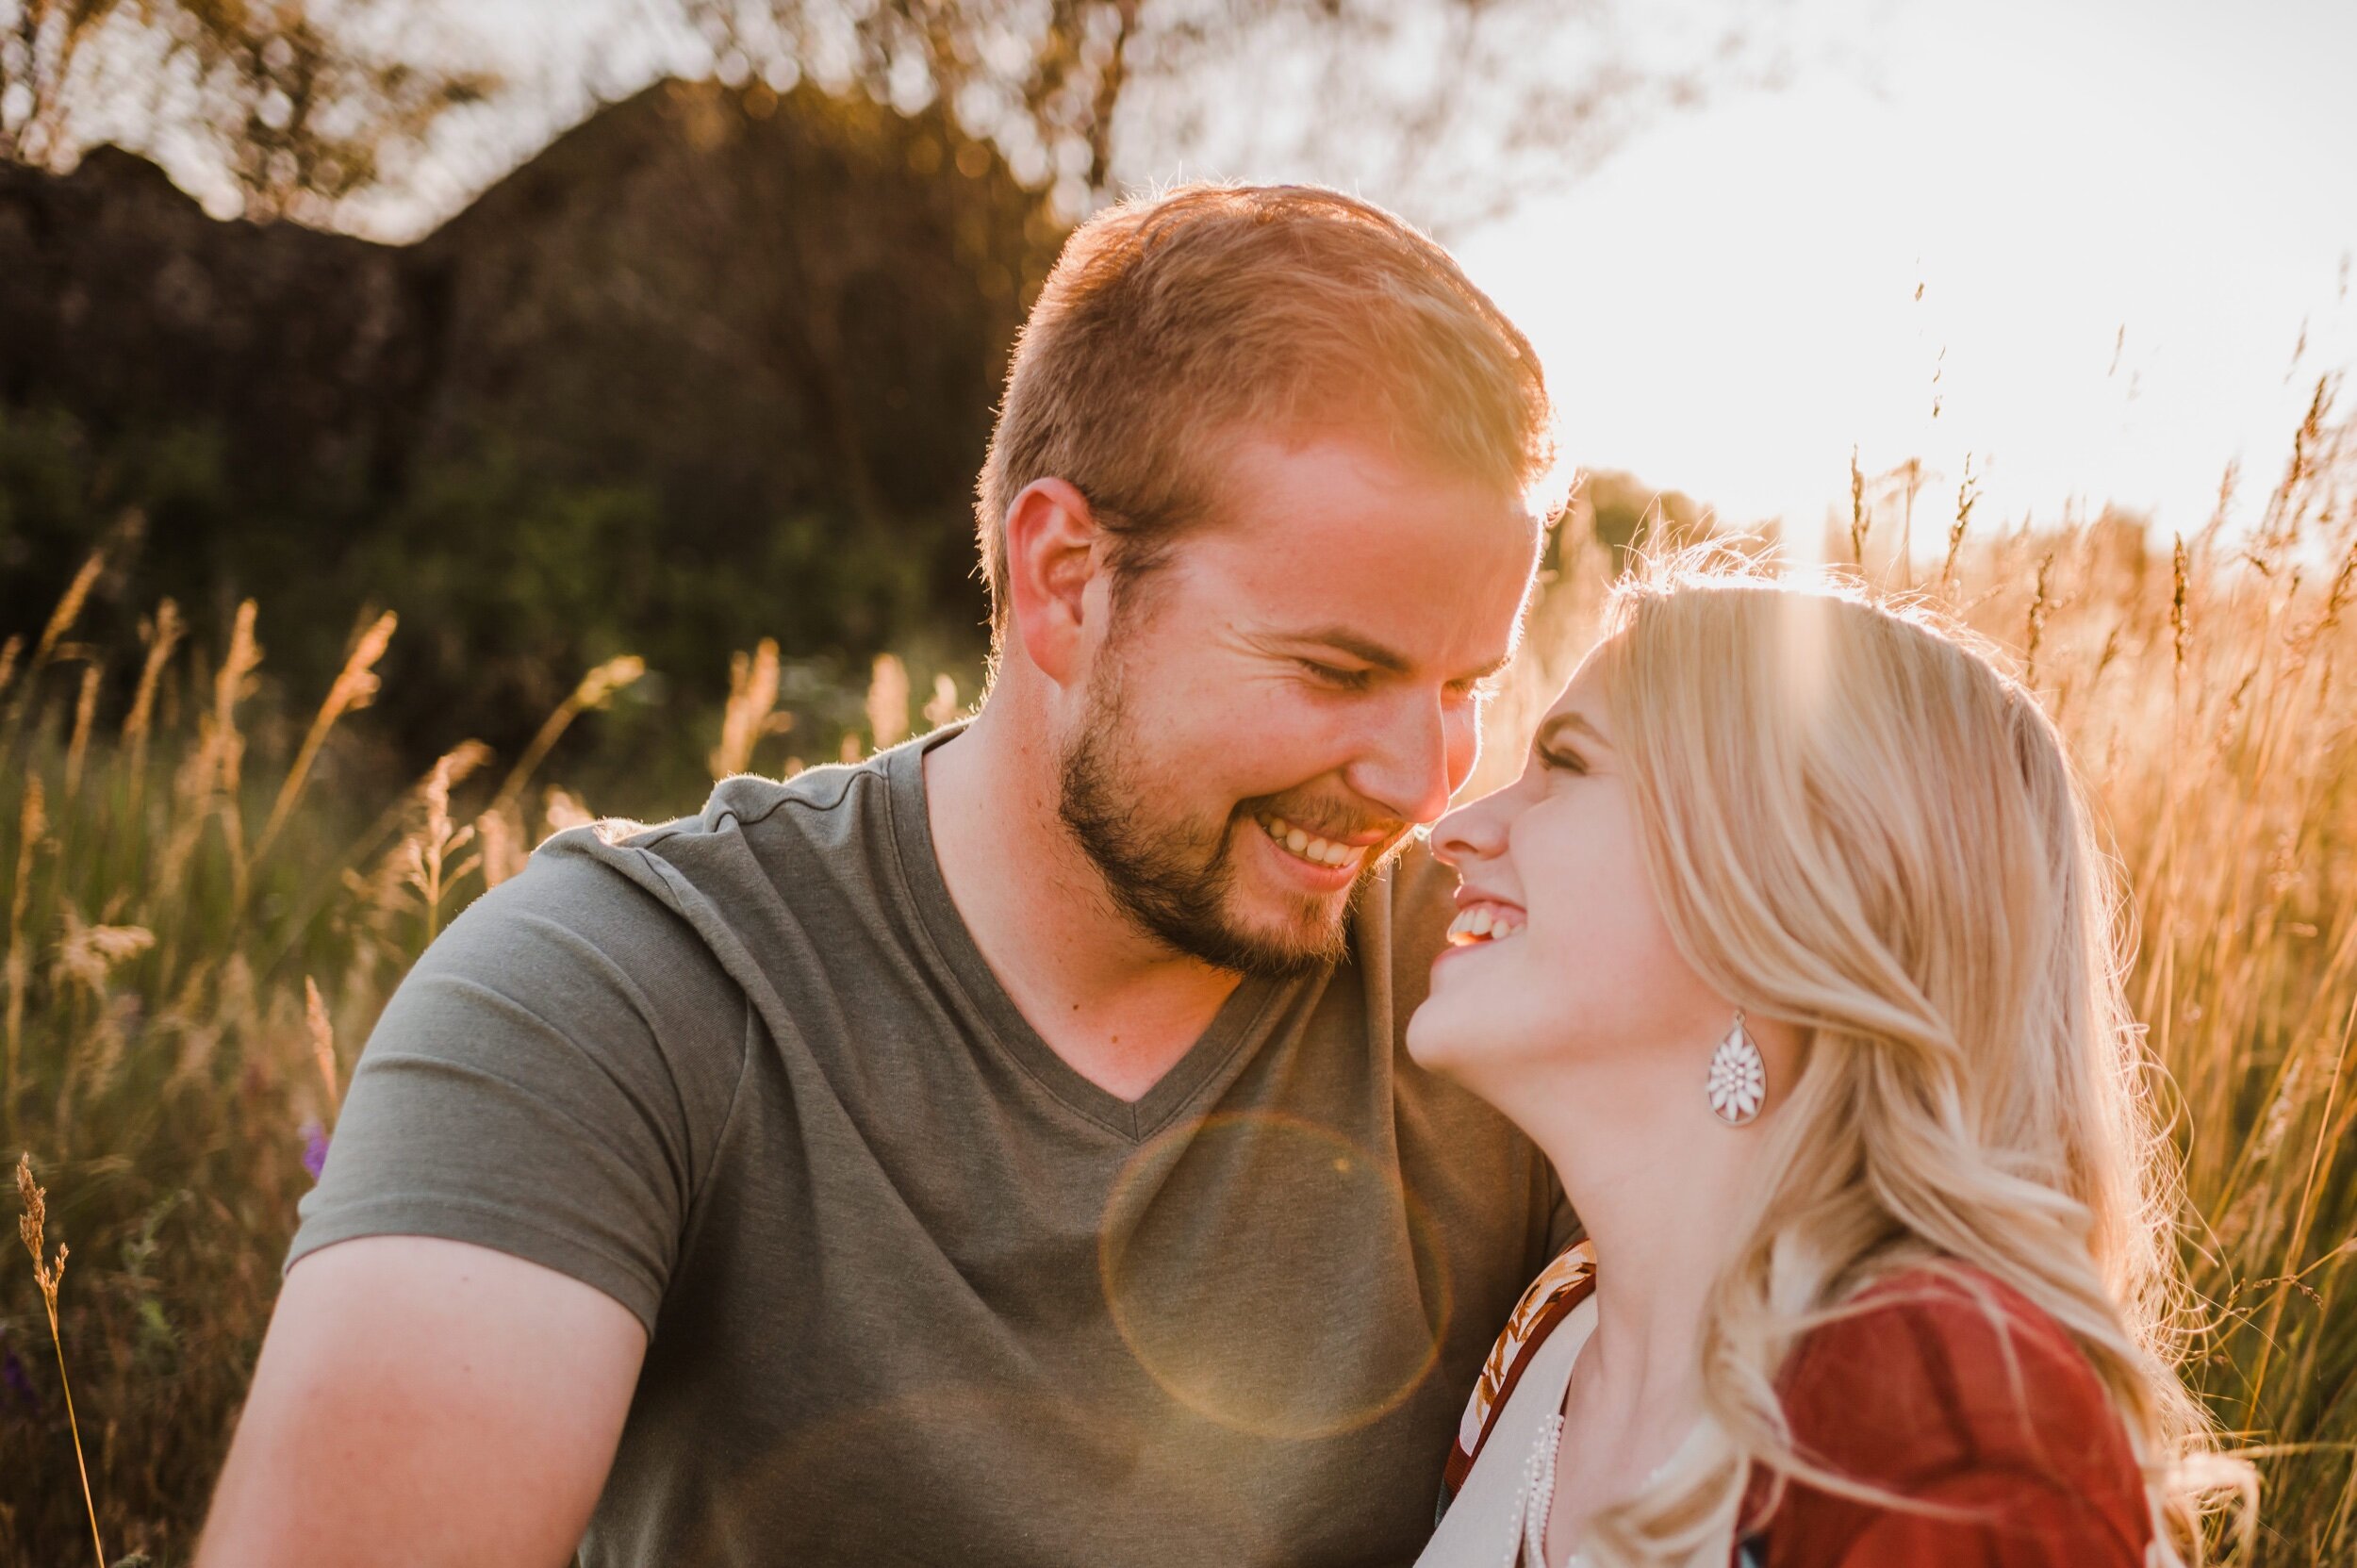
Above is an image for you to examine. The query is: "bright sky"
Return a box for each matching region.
[354,0,2357,541]
[1455,0,2357,540]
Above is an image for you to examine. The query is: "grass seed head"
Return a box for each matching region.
[16,1152,65,1312]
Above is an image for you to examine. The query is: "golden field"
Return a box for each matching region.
[3,390,2353,1564]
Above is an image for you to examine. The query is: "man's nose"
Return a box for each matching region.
[1347,691,1459,829]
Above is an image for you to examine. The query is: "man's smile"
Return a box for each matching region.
[1256,812,1373,872]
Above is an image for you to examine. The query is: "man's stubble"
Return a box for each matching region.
[1055,648,1370,982]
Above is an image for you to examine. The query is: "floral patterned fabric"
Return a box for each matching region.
[1439,1237,1598,1514]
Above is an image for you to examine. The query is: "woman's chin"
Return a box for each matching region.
[1407,998,1558,1116]
[1410,944,1521,1074]
[1404,1000,1476,1076]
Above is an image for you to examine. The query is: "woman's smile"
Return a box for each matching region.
[1434,894,1527,973]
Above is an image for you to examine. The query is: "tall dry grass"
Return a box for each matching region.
[2,390,2351,1562]
[0,573,946,1562]
[1479,380,2357,1563]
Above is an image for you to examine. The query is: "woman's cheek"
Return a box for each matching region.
[1519,825,1645,1027]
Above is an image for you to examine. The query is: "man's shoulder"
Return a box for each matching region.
[606,754,890,862]
[513,751,898,921]
[412,762,892,1014]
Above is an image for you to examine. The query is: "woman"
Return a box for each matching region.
[1407,548,2245,1567]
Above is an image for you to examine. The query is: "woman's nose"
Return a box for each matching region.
[1427,791,1509,869]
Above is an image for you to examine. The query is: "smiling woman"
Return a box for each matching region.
[1406,543,2251,1567]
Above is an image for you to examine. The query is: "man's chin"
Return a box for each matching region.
[1202,885,1360,980]
[1084,812,1376,979]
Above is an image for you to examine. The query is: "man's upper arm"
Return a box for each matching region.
[198,1235,647,1568]
[209,835,751,1561]
[290,839,750,1329]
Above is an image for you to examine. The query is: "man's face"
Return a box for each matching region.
[1058,432,1541,977]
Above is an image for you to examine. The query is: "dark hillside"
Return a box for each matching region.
[0,80,1058,769]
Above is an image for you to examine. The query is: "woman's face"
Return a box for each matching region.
[1406,653,1734,1105]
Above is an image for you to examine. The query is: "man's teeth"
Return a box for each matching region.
[1260,815,1367,870]
[1445,904,1525,945]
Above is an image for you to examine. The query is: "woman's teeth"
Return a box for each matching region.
[1260,814,1367,871]
[1445,904,1525,946]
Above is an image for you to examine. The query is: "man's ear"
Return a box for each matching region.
[1002,477,1105,688]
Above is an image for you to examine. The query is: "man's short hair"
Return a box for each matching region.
[974,183,1557,642]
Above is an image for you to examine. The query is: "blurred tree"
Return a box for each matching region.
[0,0,97,164]
[0,75,1047,792]
[0,0,491,222]
[1,0,1772,797]
[673,0,1764,234]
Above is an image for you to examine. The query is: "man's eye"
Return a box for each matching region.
[1302,660,1373,690]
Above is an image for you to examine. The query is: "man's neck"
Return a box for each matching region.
[921,702,1244,1102]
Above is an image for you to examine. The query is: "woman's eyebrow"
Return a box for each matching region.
[1535,711,1612,752]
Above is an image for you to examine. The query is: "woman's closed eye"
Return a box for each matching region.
[1536,742,1588,775]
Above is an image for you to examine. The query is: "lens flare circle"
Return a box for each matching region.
[1097,1109,1455,1442]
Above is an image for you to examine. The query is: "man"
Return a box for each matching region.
[200,182,1574,1567]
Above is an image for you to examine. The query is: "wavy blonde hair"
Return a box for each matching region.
[1569,545,2250,1566]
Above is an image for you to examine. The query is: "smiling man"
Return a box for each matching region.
[200,184,1577,1568]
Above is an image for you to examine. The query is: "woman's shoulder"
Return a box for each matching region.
[1775,1263,2128,1471]
[1440,1239,1597,1506]
[1746,1262,2153,1564]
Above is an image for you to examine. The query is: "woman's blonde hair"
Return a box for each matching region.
[1571,544,2250,1565]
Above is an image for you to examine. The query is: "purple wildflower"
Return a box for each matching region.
[301,1120,331,1180]
[1,1343,34,1409]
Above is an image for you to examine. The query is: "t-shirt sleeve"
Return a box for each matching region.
[288,837,751,1333]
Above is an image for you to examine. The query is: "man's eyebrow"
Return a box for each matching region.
[1274,626,1412,673]
[1273,627,1515,683]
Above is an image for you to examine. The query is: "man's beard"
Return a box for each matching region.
[1057,662,1369,981]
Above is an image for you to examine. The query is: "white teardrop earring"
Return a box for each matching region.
[1706,1010,1767,1126]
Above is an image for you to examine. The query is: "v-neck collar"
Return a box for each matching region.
[882,723,1292,1143]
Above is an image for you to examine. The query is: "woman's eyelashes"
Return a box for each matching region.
[1536,741,1588,776]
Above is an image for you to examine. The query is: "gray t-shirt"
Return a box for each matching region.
[292,721,1574,1567]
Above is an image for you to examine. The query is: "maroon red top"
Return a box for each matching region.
[1442,1258,2157,1566]
[1738,1266,2154,1566]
